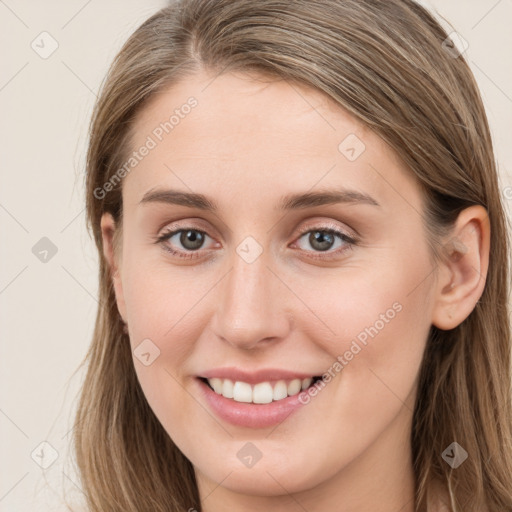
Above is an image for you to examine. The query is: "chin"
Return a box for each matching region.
[196,454,330,496]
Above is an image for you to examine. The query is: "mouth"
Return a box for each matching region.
[196,368,328,428]
[198,375,323,404]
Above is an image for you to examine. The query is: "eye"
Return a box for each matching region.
[154,223,358,261]
[155,228,215,259]
[292,226,357,259]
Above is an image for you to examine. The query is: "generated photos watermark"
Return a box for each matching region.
[298,301,403,404]
[94,96,198,200]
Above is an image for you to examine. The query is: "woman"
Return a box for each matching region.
[74,0,512,510]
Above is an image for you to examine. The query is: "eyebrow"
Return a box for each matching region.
[139,187,380,211]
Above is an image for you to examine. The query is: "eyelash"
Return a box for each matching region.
[154,224,358,261]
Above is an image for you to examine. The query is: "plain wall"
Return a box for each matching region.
[1,1,511,510]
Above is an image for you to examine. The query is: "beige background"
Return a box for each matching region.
[1,1,511,510]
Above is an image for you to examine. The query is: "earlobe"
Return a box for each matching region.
[431,205,490,331]
[100,212,127,322]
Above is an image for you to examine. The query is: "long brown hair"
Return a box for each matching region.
[74,1,512,510]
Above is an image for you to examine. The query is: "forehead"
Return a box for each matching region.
[134,70,366,141]
[123,70,421,215]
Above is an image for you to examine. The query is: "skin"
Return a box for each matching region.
[101,70,490,512]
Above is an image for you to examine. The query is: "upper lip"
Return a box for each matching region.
[199,367,320,385]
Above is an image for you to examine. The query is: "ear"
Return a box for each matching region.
[100,212,127,322]
[431,205,490,330]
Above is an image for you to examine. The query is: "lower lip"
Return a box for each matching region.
[196,378,310,428]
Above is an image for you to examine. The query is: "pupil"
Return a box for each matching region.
[310,231,334,251]
[181,230,204,250]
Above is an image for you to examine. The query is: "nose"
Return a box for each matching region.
[211,246,292,351]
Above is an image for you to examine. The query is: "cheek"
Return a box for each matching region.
[120,254,218,432]
[124,275,200,452]
[318,267,432,369]
[298,248,434,441]
[123,261,216,360]
[309,228,434,364]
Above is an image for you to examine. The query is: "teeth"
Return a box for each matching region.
[273,380,288,400]
[233,381,252,403]
[223,379,234,398]
[301,377,313,390]
[209,377,223,394]
[206,377,316,403]
[253,382,273,404]
[287,379,301,396]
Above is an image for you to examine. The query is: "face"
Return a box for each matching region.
[103,70,440,500]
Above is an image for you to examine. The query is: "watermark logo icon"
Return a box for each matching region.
[133,338,161,366]
[236,236,263,264]
[31,31,59,59]
[441,32,469,59]
[32,237,58,263]
[31,441,59,469]
[338,133,366,161]
[236,442,263,468]
[442,442,468,468]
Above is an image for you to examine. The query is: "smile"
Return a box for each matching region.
[196,367,326,428]
[201,376,322,404]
